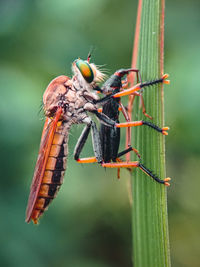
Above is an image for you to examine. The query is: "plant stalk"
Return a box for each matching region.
[130,0,171,266]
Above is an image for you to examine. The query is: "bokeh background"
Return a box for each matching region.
[0,0,200,266]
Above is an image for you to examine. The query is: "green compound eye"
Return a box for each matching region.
[75,59,94,83]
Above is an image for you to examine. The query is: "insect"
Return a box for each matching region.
[26,58,109,224]
[74,67,170,185]
[26,57,170,224]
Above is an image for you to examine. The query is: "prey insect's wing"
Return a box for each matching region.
[26,107,62,223]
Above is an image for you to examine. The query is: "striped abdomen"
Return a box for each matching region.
[31,123,69,223]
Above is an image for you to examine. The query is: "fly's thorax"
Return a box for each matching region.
[63,109,88,125]
[83,90,99,102]
[71,74,96,95]
[43,75,74,118]
[69,83,99,110]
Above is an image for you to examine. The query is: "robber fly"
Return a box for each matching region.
[26,58,110,224]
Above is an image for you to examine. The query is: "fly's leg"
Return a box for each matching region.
[101,161,171,186]
[74,123,91,161]
[92,110,116,127]
[90,121,103,163]
[74,123,98,163]
[74,118,102,164]
[117,147,134,158]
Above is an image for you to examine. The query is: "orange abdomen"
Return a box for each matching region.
[30,123,69,223]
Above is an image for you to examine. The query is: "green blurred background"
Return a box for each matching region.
[0,0,200,266]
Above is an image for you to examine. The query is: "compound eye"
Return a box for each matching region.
[75,59,94,83]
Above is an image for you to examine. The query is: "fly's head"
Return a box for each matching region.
[43,75,72,118]
[72,59,105,91]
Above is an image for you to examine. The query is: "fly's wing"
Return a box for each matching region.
[25,107,62,223]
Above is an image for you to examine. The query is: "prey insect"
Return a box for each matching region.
[74,67,170,186]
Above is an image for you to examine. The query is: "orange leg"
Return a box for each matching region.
[113,84,142,98]
[113,74,170,98]
[115,121,169,136]
[76,157,98,163]
[119,102,140,158]
[101,161,171,186]
[116,158,122,179]
[132,91,153,120]
[123,75,170,160]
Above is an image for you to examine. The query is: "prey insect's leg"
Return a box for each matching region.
[132,91,153,120]
[115,68,142,83]
[94,74,169,104]
[90,121,103,163]
[116,120,169,135]
[101,161,171,186]
[113,74,169,98]
[123,74,167,158]
[119,102,131,143]
[92,110,169,135]
[121,72,152,119]
[126,94,135,162]
[119,102,140,158]
[117,147,134,158]
[122,79,128,89]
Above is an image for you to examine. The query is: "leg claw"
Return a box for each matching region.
[162,126,170,135]
[164,177,171,186]
[162,74,170,84]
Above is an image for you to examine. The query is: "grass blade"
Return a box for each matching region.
[128,0,171,266]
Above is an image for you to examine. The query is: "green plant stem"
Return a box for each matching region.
[131,0,171,266]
